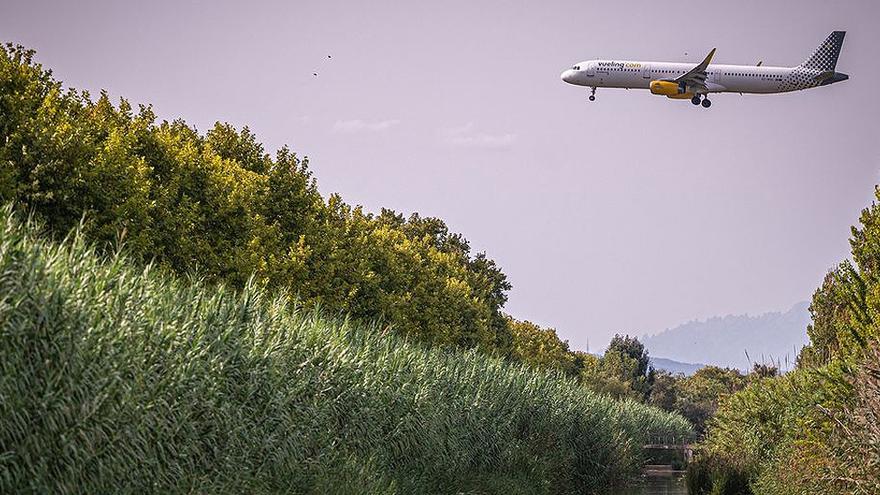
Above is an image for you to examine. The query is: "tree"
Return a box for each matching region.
[574,335,657,401]
[205,123,272,174]
[676,366,746,434]
[749,363,779,381]
[0,43,521,357]
[507,318,577,375]
[800,266,860,367]
[603,334,654,399]
[648,370,680,412]
[606,334,651,378]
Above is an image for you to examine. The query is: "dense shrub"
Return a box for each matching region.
[709,467,751,495]
[686,455,714,495]
[686,453,753,495]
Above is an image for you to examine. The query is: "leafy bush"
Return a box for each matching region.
[709,466,751,495]
[686,455,714,495]
[686,453,752,495]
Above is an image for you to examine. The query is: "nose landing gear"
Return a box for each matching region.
[588,87,597,101]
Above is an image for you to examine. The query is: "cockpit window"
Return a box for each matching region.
[573,65,580,70]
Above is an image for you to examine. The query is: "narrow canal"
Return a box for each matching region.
[608,473,688,494]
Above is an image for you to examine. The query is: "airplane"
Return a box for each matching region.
[560,31,848,108]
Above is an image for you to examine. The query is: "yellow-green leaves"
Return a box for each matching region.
[0,43,512,355]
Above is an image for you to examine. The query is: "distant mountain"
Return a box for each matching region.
[642,302,811,371]
[649,356,706,376]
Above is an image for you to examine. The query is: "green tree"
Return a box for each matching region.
[603,334,654,399]
[205,123,272,174]
[676,366,746,434]
[648,370,680,412]
[748,362,779,381]
[0,43,520,357]
[508,318,577,375]
[606,334,651,374]
[799,266,860,367]
[576,335,656,401]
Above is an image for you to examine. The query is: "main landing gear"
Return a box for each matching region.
[588,87,597,101]
[691,94,712,108]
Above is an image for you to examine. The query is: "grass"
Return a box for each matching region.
[0,207,692,494]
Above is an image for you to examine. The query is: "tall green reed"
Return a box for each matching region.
[0,208,691,494]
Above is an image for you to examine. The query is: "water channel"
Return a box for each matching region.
[607,472,688,494]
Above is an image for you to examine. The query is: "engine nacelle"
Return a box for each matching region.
[666,93,695,100]
[649,80,683,96]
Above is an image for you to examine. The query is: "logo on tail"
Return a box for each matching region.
[800,31,846,72]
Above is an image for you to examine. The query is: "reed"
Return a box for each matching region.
[0,208,691,494]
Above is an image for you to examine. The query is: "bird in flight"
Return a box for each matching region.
[313,55,332,76]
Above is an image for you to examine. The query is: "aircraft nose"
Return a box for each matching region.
[561,69,576,84]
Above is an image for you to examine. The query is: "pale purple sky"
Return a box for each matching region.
[3,0,879,351]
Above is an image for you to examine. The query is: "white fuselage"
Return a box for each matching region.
[561,59,837,95]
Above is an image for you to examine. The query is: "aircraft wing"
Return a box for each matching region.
[674,48,716,92]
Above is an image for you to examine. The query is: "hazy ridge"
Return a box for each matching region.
[643,302,811,370]
[648,356,706,376]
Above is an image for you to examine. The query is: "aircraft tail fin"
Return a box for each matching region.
[799,31,846,71]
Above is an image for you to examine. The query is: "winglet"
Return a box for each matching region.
[674,48,717,87]
[756,60,763,67]
[698,48,716,70]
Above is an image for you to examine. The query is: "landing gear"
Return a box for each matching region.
[588,87,596,101]
[691,94,712,108]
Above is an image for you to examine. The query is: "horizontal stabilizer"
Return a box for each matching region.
[819,72,849,86]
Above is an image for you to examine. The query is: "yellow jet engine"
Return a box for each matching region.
[649,80,694,99]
